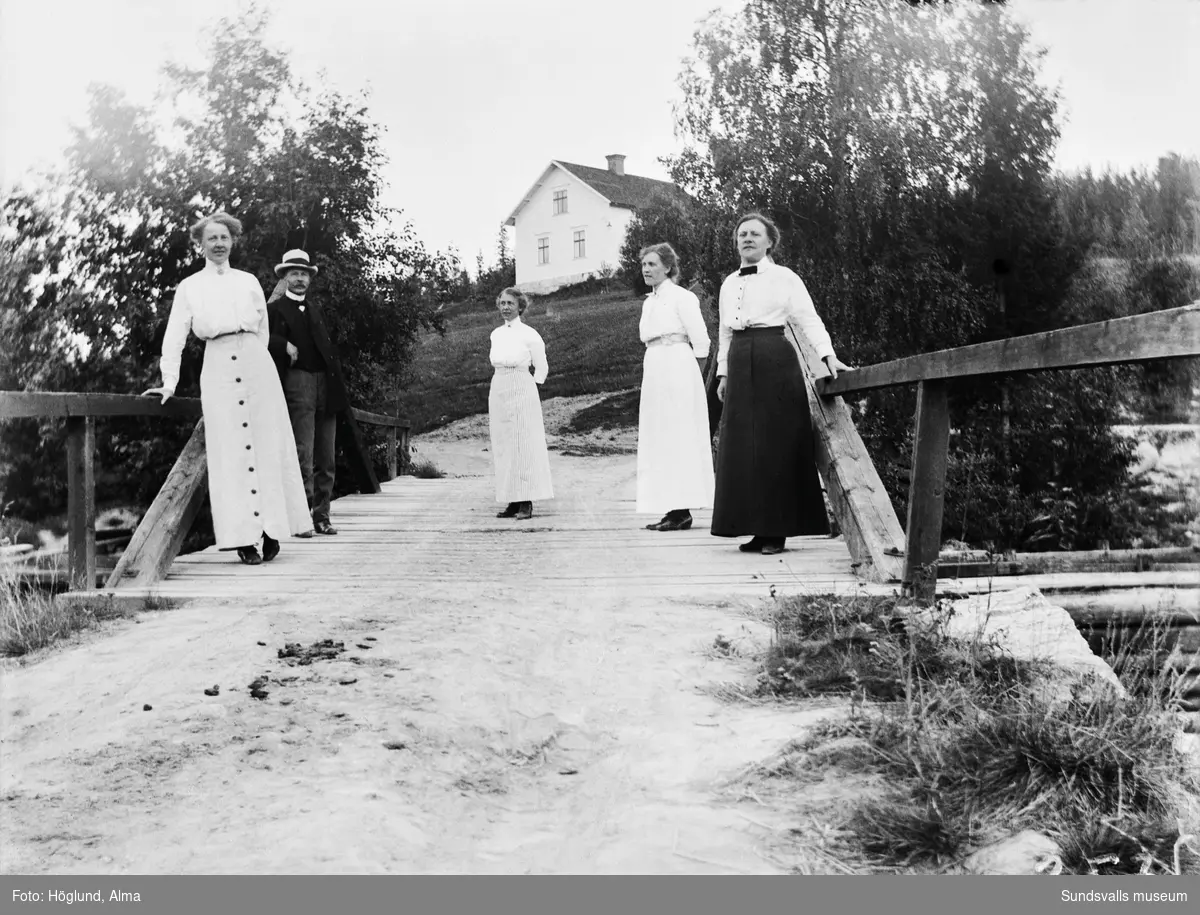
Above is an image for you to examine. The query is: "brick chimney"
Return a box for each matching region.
[605,154,626,177]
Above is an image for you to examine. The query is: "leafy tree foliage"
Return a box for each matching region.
[471,225,517,307]
[1055,154,1200,258]
[0,6,457,528]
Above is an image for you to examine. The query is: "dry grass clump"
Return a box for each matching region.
[0,566,154,657]
[403,458,445,479]
[757,593,1050,704]
[1,570,92,657]
[756,592,1200,874]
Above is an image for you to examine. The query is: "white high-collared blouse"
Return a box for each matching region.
[159,259,269,394]
[639,278,710,358]
[489,317,549,384]
[716,257,835,377]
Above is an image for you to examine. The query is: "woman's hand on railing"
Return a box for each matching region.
[141,386,173,404]
[823,355,855,381]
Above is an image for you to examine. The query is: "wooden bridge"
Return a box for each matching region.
[2,304,1198,631]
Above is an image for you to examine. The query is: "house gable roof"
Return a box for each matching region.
[504,160,684,226]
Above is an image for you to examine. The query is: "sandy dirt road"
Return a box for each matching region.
[1,418,849,875]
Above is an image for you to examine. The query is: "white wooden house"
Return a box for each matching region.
[504,154,683,294]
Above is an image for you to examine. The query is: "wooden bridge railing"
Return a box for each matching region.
[4,305,1196,602]
[811,302,1200,602]
[0,392,410,592]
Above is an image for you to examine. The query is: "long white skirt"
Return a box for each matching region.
[201,333,312,549]
[488,366,554,503]
[636,343,715,514]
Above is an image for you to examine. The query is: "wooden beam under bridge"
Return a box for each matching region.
[789,329,907,583]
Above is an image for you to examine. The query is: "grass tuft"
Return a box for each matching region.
[403,458,445,479]
[751,591,1200,874]
[1,570,95,657]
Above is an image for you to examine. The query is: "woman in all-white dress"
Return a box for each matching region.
[635,243,714,532]
[488,287,554,521]
[143,211,312,564]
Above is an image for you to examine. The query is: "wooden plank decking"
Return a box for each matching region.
[100,471,867,604]
[83,445,1200,608]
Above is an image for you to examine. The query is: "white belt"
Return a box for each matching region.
[646,333,689,347]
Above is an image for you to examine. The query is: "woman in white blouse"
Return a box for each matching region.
[635,243,714,532]
[711,212,853,555]
[488,288,553,520]
[143,212,312,564]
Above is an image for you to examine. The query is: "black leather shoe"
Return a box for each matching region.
[656,513,693,531]
[314,520,338,535]
[237,546,263,565]
[645,514,672,530]
[262,535,280,562]
[761,538,786,555]
[514,502,533,520]
[738,537,766,553]
[295,530,314,539]
[497,503,520,518]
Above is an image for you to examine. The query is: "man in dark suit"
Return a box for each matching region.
[267,249,350,536]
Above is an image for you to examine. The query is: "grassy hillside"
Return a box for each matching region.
[398,288,681,434]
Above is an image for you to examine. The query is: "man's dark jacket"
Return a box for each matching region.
[266,290,350,414]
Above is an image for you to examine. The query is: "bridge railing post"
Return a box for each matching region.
[386,425,398,481]
[66,415,97,591]
[902,380,951,604]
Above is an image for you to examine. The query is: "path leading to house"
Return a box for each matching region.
[1,408,866,875]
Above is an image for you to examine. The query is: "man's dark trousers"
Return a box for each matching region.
[282,370,337,525]
[268,290,349,528]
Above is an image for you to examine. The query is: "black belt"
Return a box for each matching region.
[732,325,785,335]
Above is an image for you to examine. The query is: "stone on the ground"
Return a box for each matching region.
[910,586,1126,701]
[959,830,1062,875]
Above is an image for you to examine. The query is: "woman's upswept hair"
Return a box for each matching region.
[497,287,531,315]
[733,211,781,253]
[190,211,244,245]
[638,242,681,280]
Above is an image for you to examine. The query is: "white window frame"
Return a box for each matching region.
[552,187,568,216]
[537,235,550,265]
[572,227,586,260]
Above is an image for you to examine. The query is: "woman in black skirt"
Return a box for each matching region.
[711,213,852,555]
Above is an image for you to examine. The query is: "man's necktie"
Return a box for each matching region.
[739,265,758,276]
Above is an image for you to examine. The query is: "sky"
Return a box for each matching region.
[2,0,1198,275]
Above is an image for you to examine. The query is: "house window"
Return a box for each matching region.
[537,236,550,265]
[553,189,568,215]
[573,229,586,259]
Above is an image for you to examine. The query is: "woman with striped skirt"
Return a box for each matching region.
[488,288,554,520]
[711,213,853,555]
[635,242,714,531]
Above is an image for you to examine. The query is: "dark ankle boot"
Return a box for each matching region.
[237,546,263,565]
[658,510,693,531]
[739,536,766,553]
[646,513,672,530]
